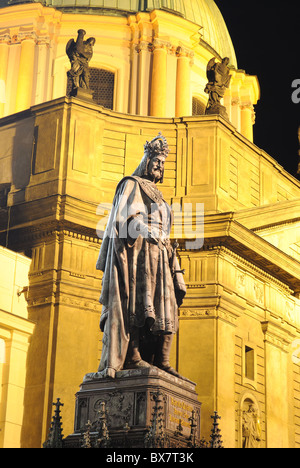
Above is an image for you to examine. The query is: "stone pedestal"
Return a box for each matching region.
[69,87,94,103]
[64,367,201,448]
[205,103,229,121]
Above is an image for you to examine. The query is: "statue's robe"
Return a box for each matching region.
[96,176,185,377]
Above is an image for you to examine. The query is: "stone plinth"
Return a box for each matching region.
[64,367,201,448]
[69,87,94,102]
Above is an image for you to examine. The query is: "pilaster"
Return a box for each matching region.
[128,17,139,115]
[175,46,194,118]
[226,70,260,142]
[19,225,102,447]
[240,102,255,142]
[15,29,38,113]
[136,41,152,116]
[261,320,296,448]
[0,30,10,117]
[150,39,169,117]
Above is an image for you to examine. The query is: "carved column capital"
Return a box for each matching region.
[151,38,172,52]
[136,40,151,53]
[231,97,241,106]
[36,35,51,47]
[176,45,194,58]
[240,101,253,111]
[17,29,38,44]
[0,29,11,45]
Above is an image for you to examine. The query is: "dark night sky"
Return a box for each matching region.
[214,0,300,177]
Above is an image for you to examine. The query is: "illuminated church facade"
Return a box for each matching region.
[0,0,300,449]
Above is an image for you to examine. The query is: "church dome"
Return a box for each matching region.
[1,0,258,128]
[9,0,237,67]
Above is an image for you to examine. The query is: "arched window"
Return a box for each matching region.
[192,97,205,116]
[67,68,115,109]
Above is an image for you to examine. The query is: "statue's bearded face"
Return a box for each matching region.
[147,154,165,183]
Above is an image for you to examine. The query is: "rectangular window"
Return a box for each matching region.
[245,346,255,380]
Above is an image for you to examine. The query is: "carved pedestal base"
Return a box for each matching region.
[64,367,201,448]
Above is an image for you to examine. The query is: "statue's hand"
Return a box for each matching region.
[149,236,167,251]
[147,233,159,245]
[157,239,165,251]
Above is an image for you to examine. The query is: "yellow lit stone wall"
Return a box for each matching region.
[178,243,300,447]
[0,99,300,447]
[0,246,34,448]
[19,230,102,447]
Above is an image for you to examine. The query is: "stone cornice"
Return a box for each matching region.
[0,309,35,336]
[261,320,296,352]
[201,213,300,294]
[234,198,300,232]
[4,218,102,247]
[180,295,244,326]
[207,244,293,294]
[26,292,101,312]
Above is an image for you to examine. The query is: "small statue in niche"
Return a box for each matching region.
[66,29,96,96]
[204,56,231,120]
[242,403,261,448]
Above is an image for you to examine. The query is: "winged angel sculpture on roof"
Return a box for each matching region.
[204,57,231,120]
[66,29,96,96]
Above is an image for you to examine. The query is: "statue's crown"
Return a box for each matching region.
[144,132,169,159]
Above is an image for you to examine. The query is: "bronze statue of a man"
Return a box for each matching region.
[66,29,96,96]
[96,134,186,378]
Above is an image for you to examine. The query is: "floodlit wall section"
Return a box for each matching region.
[0,247,34,448]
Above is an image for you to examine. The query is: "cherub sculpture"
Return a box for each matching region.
[66,29,96,96]
[204,57,231,119]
